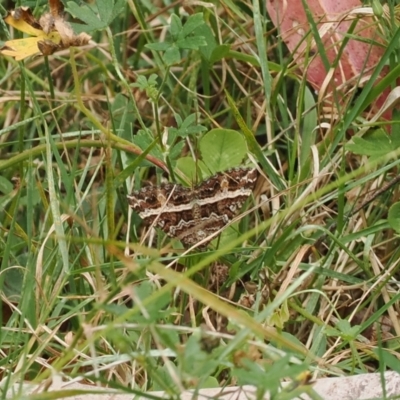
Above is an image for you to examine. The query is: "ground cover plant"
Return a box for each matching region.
[1,0,400,399]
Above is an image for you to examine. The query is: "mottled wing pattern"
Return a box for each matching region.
[127,167,258,247]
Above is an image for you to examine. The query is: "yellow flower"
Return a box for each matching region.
[1,10,61,60]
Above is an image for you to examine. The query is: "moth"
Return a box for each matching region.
[128,167,258,248]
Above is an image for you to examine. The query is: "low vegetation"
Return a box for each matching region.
[1,1,400,399]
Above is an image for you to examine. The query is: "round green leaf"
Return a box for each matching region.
[199,128,248,174]
[175,156,208,185]
[216,223,242,248]
[388,202,400,233]
[0,176,13,194]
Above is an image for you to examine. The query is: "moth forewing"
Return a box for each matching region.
[128,167,258,248]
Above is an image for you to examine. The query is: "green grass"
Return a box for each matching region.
[1,1,400,399]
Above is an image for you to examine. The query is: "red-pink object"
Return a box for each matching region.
[267,0,390,120]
